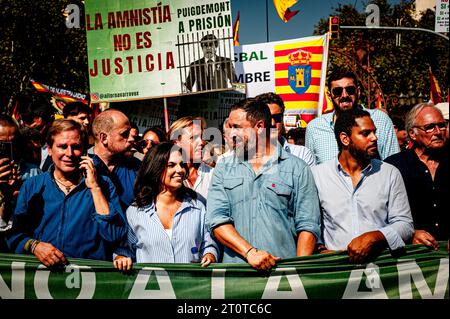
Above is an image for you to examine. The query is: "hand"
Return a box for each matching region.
[0,158,13,183]
[412,230,439,250]
[200,253,216,267]
[246,248,281,271]
[347,231,385,263]
[79,156,99,189]
[113,256,133,271]
[33,242,68,267]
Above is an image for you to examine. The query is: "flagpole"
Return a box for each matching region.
[266,0,269,42]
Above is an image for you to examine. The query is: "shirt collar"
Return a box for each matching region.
[335,157,374,176]
[142,194,200,216]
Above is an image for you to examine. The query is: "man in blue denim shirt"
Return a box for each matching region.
[206,98,321,270]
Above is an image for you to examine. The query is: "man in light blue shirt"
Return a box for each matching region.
[306,70,399,164]
[206,98,321,270]
[311,108,413,263]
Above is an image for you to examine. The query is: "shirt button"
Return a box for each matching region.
[425,170,429,173]
[435,223,439,227]
[433,204,437,207]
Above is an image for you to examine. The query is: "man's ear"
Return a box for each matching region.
[408,128,417,142]
[339,132,351,147]
[99,132,108,145]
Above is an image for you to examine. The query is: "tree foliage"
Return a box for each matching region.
[0,0,88,113]
[314,0,449,109]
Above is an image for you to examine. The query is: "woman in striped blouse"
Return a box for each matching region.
[113,142,219,270]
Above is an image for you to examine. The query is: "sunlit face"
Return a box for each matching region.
[228,108,258,155]
[162,150,186,192]
[267,103,284,138]
[343,116,379,161]
[410,107,447,150]
[107,114,134,156]
[48,129,84,175]
[176,124,204,163]
[329,77,359,112]
[68,112,90,128]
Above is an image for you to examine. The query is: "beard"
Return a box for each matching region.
[333,95,358,114]
[349,142,380,163]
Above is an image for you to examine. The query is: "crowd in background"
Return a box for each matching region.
[0,69,448,271]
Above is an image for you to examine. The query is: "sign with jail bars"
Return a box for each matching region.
[177,29,236,94]
[85,0,235,103]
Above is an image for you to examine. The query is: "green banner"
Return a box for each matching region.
[0,243,448,299]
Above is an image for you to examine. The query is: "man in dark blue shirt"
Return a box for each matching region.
[6,119,126,265]
[90,109,141,211]
[385,103,448,252]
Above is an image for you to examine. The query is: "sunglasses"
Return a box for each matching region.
[138,139,159,149]
[331,85,357,97]
[271,113,284,123]
[414,122,447,133]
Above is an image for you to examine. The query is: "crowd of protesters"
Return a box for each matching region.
[0,69,448,271]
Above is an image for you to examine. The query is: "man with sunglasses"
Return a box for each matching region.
[385,103,449,252]
[255,92,315,167]
[306,70,399,164]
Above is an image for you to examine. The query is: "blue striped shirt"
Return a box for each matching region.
[115,194,219,263]
[305,108,400,164]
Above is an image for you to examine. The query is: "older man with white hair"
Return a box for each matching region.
[385,103,449,252]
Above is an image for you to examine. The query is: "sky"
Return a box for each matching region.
[230,0,401,44]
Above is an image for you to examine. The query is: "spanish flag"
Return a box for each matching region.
[232,11,240,46]
[429,67,443,104]
[375,91,383,109]
[273,0,300,23]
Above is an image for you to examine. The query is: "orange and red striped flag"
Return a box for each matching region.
[232,11,240,46]
[274,35,327,116]
[429,67,443,104]
[273,0,300,23]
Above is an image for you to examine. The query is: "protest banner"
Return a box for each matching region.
[435,0,449,33]
[234,34,328,125]
[85,0,235,103]
[1,243,447,299]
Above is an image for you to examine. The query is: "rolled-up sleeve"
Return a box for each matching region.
[293,163,322,241]
[379,168,414,250]
[206,162,234,232]
[200,205,219,260]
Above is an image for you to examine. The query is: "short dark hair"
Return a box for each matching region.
[230,98,272,130]
[327,69,358,91]
[334,108,371,151]
[255,92,285,113]
[63,102,91,118]
[143,126,168,143]
[286,127,306,145]
[200,33,218,47]
[0,114,19,130]
[133,142,196,208]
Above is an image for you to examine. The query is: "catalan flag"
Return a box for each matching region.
[429,67,443,104]
[274,35,327,115]
[232,11,240,46]
[273,0,300,23]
